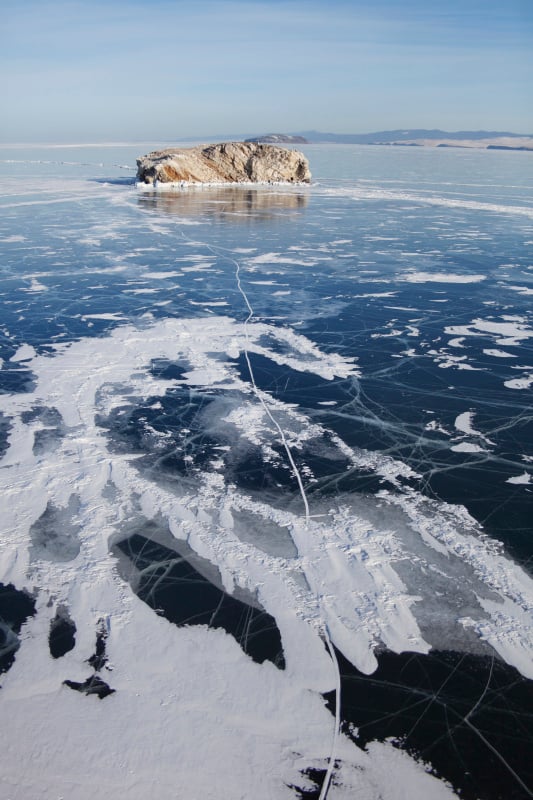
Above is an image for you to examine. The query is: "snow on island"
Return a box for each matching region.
[136,141,311,186]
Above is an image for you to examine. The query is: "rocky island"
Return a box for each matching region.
[136,141,311,185]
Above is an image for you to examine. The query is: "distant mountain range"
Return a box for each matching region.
[172,129,533,151]
[278,129,533,151]
[294,129,533,143]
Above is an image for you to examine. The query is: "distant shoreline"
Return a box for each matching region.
[1,135,532,152]
[249,130,533,152]
[352,138,533,152]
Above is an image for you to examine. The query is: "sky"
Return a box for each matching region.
[1,0,532,142]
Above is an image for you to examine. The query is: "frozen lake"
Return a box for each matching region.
[0,142,532,799]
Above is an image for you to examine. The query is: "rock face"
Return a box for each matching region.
[136,141,311,185]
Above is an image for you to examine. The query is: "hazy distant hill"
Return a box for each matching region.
[168,130,533,151]
[297,129,533,144]
[245,134,309,144]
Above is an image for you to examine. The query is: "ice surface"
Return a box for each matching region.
[29,495,81,562]
[0,314,464,797]
[319,185,533,219]
[1,143,532,799]
[1,317,532,684]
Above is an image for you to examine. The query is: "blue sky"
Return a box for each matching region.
[2,0,532,142]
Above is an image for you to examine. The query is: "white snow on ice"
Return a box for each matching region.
[445,316,533,347]
[483,349,517,358]
[450,442,486,453]
[1,318,531,683]
[0,315,467,799]
[504,373,533,390]
[506,472,532,485]
[402,272,486,284]
[453,411,494,447]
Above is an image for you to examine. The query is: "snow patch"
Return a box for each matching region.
[506,472,531,485]
[402,272,486,284]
